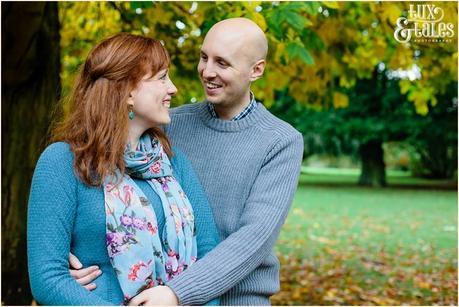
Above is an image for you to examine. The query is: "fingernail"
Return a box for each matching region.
[97,270,102,275]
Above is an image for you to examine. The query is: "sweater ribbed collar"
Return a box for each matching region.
[197,101,267,132]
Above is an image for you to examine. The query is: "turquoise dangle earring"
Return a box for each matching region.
[128,104,135,120]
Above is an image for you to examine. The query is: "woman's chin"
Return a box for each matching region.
[152,116,171,126]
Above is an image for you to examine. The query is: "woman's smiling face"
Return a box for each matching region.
[130,69,177,127]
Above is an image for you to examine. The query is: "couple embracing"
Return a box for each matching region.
[28,18,303,306]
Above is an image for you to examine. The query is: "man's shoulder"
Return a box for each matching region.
[170,102,204,117]
[257,105,302,139]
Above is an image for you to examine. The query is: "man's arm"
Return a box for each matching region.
[68,252,100,290]
[166,132,304,305]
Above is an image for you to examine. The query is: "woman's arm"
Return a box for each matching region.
[27,143,112,305]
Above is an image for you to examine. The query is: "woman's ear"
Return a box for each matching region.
[249,59,266,82]
[127,88,136,106]
[127,97,134,107]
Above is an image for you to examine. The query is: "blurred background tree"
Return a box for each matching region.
[2,2,60,304]
[1,1,457,305]
[58,1,457,186]
[271,68,458,186]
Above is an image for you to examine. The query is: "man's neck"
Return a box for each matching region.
[213,92,251,120]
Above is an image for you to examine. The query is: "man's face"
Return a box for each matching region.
[197,30,253,108]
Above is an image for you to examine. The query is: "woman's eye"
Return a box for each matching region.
[159,74,167,80]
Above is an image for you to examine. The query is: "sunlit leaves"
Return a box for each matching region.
[287,41,314,65]
[333,92,349,109]
[322,1,340,10]
[59,1,457,115]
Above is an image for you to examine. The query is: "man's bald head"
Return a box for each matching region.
[205,17,268,62]
[197,17,268,115]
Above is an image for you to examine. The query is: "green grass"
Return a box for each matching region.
[271,170,457,305]
[276,170,457,257]
[300,166,457,188]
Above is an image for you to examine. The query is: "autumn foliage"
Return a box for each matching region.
[272,249,457,305]
[59,1,457,115]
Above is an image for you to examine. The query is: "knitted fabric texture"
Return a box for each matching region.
[27,142,219,305]
[165,102,304,305]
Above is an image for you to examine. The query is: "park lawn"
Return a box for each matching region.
[272,169,457,305]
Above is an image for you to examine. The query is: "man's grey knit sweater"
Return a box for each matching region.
[165,102,303,305]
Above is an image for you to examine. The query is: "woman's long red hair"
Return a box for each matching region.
[52,33,173,186]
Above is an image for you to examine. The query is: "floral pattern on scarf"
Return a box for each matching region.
[104,134,197,304]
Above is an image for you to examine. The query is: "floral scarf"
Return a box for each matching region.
[104,134,197,304]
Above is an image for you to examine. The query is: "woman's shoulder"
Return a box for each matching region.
[170,146,195,181]
[36,142,75,172]
[170,146,192,168]
[39,141,73,161]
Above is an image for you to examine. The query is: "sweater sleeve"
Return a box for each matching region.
[171,148,221,306]
[167,133,304,305]
[27,143,113,305]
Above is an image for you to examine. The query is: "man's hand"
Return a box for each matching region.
[69,252,101,291]
[128,286,179,306]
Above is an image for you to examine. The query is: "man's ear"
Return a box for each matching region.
[249,59,266,82]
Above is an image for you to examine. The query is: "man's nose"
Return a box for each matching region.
[202,62,217,79]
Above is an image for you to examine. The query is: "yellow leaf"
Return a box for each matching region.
[250,12,267,32]
[322,1,340,9]
[418,281,431,289]
[333,92,349,108]
[381,3,402,25]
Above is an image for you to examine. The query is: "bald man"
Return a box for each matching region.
[69,18,303,305]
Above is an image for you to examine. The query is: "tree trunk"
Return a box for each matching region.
[1,2,60,304]
[358,140,386,187]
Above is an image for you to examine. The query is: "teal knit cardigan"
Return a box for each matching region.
[27,142,220,305]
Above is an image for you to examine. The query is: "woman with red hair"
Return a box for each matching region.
[27,33,219,305]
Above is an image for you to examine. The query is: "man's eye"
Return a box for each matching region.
[218,61,228,67]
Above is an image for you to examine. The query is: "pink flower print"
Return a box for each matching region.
[191,256,197,263]
[105,203,115,216]
[144,207,156,223]
[177,263,184,274]
[179,190,187,199]
[147,222,158,235]
[128,260,152,281]
[146,279,155,289]
[175,220,182,233]
[165,250,179,278]
[182,206,193,223]
[120,215,133,227]
[111,186,120,199]
[150,161,161,174]
[170,204,180,216]
[132,217,146,230]
[123,185,134,205]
